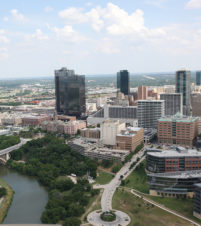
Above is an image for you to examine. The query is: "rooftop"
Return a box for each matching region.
[158,112,199,123]
[147,146,201,158]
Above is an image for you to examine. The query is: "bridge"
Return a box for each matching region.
[0,139,30,164]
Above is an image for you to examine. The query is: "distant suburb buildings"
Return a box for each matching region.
[55,67,86,117]
[117,70,130,95]
[157,113,198,147]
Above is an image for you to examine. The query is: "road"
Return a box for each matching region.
[87,148,145,226]
[101,148,145,211]
[0,138,30,156]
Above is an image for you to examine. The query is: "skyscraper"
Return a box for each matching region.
[117,70,130,95]
[55,67,86,117]
[176,69,191,116]
[196,71,201,86]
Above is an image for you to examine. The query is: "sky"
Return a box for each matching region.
[0,0,201,78]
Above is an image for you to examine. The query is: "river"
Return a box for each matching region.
[0,166,48,224]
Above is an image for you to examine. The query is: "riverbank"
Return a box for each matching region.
[0,178,14,223]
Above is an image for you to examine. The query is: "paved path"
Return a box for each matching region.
[88,148,145,226]
[130,189,200,226]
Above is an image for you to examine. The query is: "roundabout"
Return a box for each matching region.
[87,209,130,226]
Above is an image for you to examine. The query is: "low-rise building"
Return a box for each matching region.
[148,170,201,198]
[158,113,199,148]
[68,138,129,163]
[116,127,144,152]
[22,115,51,126]
[146,146,201,173]
[81,128,100,140]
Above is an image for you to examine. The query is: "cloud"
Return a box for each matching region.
[185,0,201,9]
[53,25,86,42]
[44,6,53,13]
[32,29,49,40]
[10,9,25,22]
[0,30,9,43]
[3,16,9,22]
[59,7,87,23]
[0,48,8,59]
[97,39,120,54]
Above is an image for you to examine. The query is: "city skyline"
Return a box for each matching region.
[0,0,201,77]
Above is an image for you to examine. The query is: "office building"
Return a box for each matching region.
[194,184,201,220]
[158,113,198,147]
[146,146,201,173]
[196,71,201,86]
[87,104,138,126]
[55,67,86,117]
[176,69,191,116]
[138,86,148,100]
[100,120,125,146]
[22,115,51,126]
[160,93,183,116]
[191,93,201,117]
[148,170,201,198]
[81,128,100,140]
[116,127,144,152]
[137,100,165,129]
[117,70,130,95]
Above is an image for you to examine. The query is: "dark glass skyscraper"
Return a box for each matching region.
[117,70,130,95]
[55,67,86,117]
[176,69,191,116]
[196,71,201,86]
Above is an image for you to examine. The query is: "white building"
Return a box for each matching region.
[100,120,125,146]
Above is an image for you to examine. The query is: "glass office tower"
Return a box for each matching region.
[176,69,191,116]
[196,71,201,86]
[117,70,130,95]
[55,67,86,117]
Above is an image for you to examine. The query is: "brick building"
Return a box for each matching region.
[116,127,144,152]
[22,115,51,126]
[158,113,199,148]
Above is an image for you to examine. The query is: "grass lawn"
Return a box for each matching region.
[149,196,201,225]
[124,161,149,194]
[95,169,114,185]
[113,189,190,226]
[0,179,14,223]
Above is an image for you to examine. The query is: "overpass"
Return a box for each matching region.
[0,138,30,164]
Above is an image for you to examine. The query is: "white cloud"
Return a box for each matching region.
[59,7,87,23]
[44,6,53,13]
[10,9,25,22]
[3,16,9,22]
[97,39,120,54]
[185,0,201,9]
[0,48,8,59]
[0,30,9,43]
[32,29,49,40]
[53,25,86,42]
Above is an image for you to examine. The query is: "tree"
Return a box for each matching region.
[63,217,81,226]
[0,187,7,198]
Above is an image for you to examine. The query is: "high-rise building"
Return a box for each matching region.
[117,70,130,95]
[194,183,201,220]
[137,100,165,129]
[160,93,183,116]
[176,69,191,116]
[196,71,201,86]
[158,113,198,148]
[55,67,86,117]
[138,86,148,100]
[191,93,201,117]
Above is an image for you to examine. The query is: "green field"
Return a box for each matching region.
[95,169,114,185]
[113,189,190,226]
[124,161,149,193]
[149,196,201,225]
